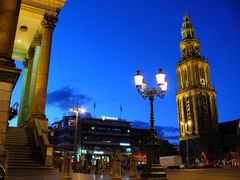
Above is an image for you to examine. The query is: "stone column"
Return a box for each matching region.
[17,59,29,127]
[33,14,57,120]
[29,15,57,166]
[0,0,22,177]
[24,34,42,126]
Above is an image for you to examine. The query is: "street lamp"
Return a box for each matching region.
[134,69,168,179]
[70,106,86,160]
[181,121,192,166]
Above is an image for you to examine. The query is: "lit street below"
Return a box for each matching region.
[0,1,239,180]
[165,168,240,180]
[8,168,240,180]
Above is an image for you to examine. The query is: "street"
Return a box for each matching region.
[8,168,240,180]
[165,168,240,180]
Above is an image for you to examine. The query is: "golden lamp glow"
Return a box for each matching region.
[70,107,86,114]
[80,108,86,114]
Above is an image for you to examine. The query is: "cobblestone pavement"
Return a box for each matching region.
[8,168,240,180]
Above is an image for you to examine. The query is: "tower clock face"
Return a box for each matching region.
[200,78,206,85]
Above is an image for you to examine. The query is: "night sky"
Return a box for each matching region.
[10,0,240,131]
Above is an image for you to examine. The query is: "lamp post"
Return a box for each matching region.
[70,105,86,161]
[134,69,168,179]
[181,121,191,166]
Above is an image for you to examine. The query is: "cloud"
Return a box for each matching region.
[162,135,180,140]
[131,120,149,129]
[47,86,91,110]
[156,126,179,134]
[156,126,179,144]
[131,120,179,144]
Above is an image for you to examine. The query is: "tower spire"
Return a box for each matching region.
[176,13,218,162]
[181,12,195,39]
[179,12,201,60]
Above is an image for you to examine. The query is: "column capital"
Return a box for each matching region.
[34,33,43,46]
[41,14,58,30]
[23,58,29,68]
[28,46,35,59]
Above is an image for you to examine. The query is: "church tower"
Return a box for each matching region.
[176,13,218,163]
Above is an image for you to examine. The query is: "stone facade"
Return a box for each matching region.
[0,0,22,177]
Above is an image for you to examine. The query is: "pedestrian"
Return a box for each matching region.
[121,165,125,177]
[86,151,92,166]
[79,155,85,172]
[85,151,92,173]
[95,159,100,174]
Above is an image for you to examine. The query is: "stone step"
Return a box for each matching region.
[8,166,58,171]
[6,139,33,142]
[6,127,56,171]
[6,135,34,138]
[7,134,29,136]
[7,143,38,147]
[6,127,44,170]
[10,153,42,156]
[8,157,42,162]
[9,155,42,162]
[8,149,40,153]
[9,156,42,161]
[9,149,40,153]
[6,137,34,141]
[9,152,41,156]
[8,162,39,166]
[6,144,36,148]
[8,151,42,156]
[8,165,44,169]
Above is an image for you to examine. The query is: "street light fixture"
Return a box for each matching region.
[70,106,86,160]
[134,69,168,179]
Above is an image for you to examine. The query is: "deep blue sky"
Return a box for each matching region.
[11,0,240,129]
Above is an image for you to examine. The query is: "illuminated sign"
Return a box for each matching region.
[120,143,130,146]
[101,116,118,120]
[93,151,104,154]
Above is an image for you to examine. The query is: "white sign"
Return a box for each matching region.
[102,116,118,120]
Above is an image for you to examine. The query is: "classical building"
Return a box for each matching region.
[176,13,218,163]
[0,0,66,174]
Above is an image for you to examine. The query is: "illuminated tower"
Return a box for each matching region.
[176,13,218,162]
